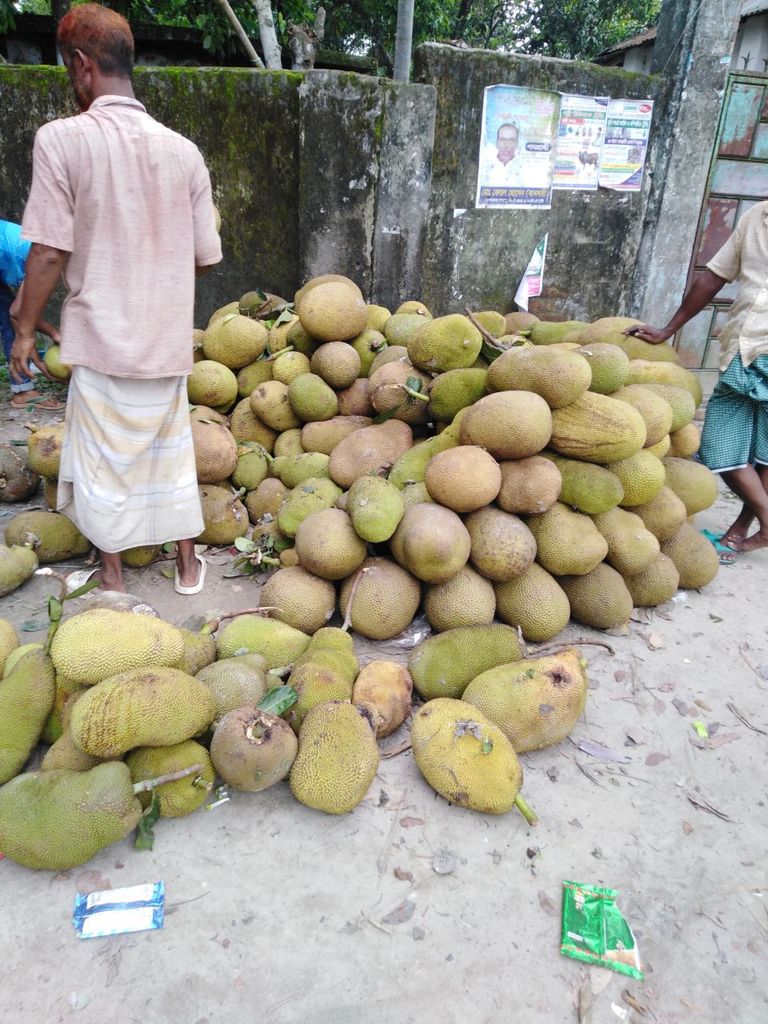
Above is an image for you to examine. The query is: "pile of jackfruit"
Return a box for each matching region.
[0,608,589,869]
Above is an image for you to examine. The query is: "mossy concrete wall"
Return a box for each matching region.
[0,65,435,324]
[414,43,661,319]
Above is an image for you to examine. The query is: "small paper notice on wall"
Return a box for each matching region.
[553,95,609,191]
[513,234,548,311]
[598,98,654,192]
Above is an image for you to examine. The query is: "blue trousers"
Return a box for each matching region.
[0,287,34,393]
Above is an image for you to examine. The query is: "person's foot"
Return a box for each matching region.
[176,552,203,589]
[98,567,126,592]
[10,390,65,411]
[721,508,755,549]
[733,527,768,554]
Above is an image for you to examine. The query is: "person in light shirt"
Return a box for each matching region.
[627,202,768,562]
[479,122,526,188]
[11,3,222,593]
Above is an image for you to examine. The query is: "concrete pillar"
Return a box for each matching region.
[630,0,742,323]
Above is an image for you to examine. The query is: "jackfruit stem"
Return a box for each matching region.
[401,385,429,402]
[341,566,369,631]
[265,346,294,361]
[132,764,204,794]
[514,793,538,826]
[463,306,497,348]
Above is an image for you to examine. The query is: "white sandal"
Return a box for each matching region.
[174,553,207,595]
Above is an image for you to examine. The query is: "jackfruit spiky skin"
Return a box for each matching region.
[285,646,358,732]
[288,373,340,422]
[527,502,608,576]
[496,456,562,516]
[4,510,90,564]
[577,343,630,394]
[0,763,142,870]
[202,312,268,369]
[175,628,217,676]
[210,707,298,791]
[0,649,56,784]
[352,661,413,737]
[126,741,215,817]
[215,615,311,668]
[459,391,553,460]
[260,566,336,634]
[428,368,487,422]
[668,422,701,459]
[424,565,496,632]
[50,609,185,685]
[0,618,19,675]
[294,507,367,580]
[639,383,696,432]
[425,446,502,513]
[542,454,623,514]
[660,523,719,589]
[662,457,719,515]
[611,385,673,447]
[559,564,634,629]
[486,346,592,409]
[329,419,413,489]
[408,624,523,701]
[624,553,680,607]
[41,728,103,773]
[609,450,666,506]
[26,424,65,479]
[69,667,216,759]
[625,359,703,406]
[549,392,646,463]
[277,478,343,538]
[494,563,571,642]
[465,506,537,581]
[592,507,661,576]
[339,556,421,640]
[407,314,483,372]
[529,321,588,345]
[411,699,523,814]
[301,416,372,456]
[289,701,379,814]
[632,486,688,541]
[297,282,368,342]
[390,502,471,584]
[195,659,269,721]
[347,476,405,542]
[463,649,588,752]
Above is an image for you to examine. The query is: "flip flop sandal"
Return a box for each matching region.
[174,553,207,595]
[12,394,66,411]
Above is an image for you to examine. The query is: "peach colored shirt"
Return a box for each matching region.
[22,95,222,378]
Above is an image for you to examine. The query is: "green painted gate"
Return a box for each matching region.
[677,72,768,382]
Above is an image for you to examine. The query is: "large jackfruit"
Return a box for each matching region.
[0,763,142,870]
[411,699,524,815]
[661,523,719,588]
[560,564,633,629]
[463,649,588,752]
[0,649,55,784]
[494,563,571,643]
[663,457,719,515]
[408,624,523,700]
[486,346,592,408]
[4,510,90,564]
[290,701,379,814]
[216,614,311,667]
[50,608,185,685]
[528,502,608,576]
[593,507,660,576]
[69,667,216,758]
[285,633,359,731]
[126,741,214,818]
[549,392,646,463]
[543,454,624,514]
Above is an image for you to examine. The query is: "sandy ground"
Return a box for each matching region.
[1,399,767,1024]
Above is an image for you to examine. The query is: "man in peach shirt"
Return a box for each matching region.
[11,3,222,593]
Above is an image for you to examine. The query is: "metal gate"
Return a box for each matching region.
[676,72,768,380]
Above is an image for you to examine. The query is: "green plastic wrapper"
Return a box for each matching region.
[560,880,643,980]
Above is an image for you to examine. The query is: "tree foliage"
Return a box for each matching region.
[5,0,662,67]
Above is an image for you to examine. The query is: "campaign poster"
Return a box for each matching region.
[598,98,654,192]
[476,85,560,210]
[553,95,609,190]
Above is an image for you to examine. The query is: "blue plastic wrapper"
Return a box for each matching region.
[73,882,165,939]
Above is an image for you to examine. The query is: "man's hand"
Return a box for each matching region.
[623,323,674,345]
[10,331,50,383]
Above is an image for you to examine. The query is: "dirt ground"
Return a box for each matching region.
[1,399,767,1024]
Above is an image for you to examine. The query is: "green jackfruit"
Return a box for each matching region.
[0,618,19,676]
[424,565,496,632]
[528,502,608,576]
[195,659,269,721]
[347,475,405,542]
[578,343,630,394]
[4,510,90,564]
[216,615,311,667]
[272,451,331,488]
[407,314,482,372]
[0,763,142,870]
[0,649,55,784]
[593,507,660,576]
[50,608,185,685]
[288,373,339,422]
[285,638,359,731]
[632,486,688,541]
[494,563,571,642]
[273,427,305,458]
[408,624,523,700]
[663,457,719,515]
[549,392,646,463]
[560,564,633,629]
[0,544,38,597]
[528,321,588,345]
[661,523,719,588]
[290,701,379,814]
[624,553,680,607]
[428,368,487,421]
[486,346,592,408]
[339,556,421,640]
[277,477,343,538]
[543,454,623,514]
[638,383,696,431]
[625,360,702,406]
[175,628,217,675]
[70,667,216,758]
[463,649,588,752]
[411,698,524,815]
[126,741,214,817]
[294,507,367,580]
[610,450,666,506]
[260,566,336,634]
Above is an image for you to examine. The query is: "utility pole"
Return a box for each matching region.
[393,0,415,82]
[51,0,71,65]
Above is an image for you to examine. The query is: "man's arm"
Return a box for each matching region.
[9,280,61,343]
[10,243,67,382]
[195,264,217,278]
[624,270,727,344]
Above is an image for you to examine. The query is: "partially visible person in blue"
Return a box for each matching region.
[1,218,64,409]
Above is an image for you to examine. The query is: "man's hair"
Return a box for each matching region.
[496,122,519,140]
[57,3,134,77]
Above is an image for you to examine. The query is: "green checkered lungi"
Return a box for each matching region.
[699,353,768,471]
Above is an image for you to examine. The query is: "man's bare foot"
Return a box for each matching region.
[176,552,202,589]
[98,569,127,592]
[734,527,768,554]
[10,390,65,411]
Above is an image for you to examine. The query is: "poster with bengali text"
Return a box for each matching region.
[598,98,654,192]
[553,95,609,190]
[476,85,560,210]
